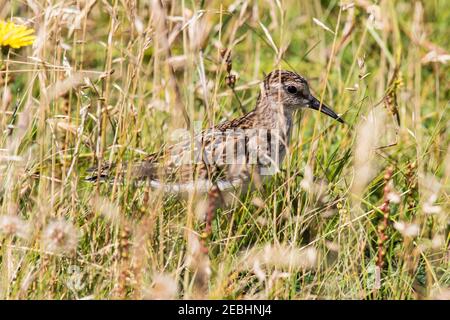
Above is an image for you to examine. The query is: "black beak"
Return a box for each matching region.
[307,95,344,124]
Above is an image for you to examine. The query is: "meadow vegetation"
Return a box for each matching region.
[0,0,448,299]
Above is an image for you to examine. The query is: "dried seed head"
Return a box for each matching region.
[185,232,211,276]
[422,50,450,64]
[194,199,208,222]
[185,232,211,296]
[325,241,339,252]
[91,196,120,223]
[300,164,314,192]
[143,273,178,300]
[423,202,442,215]
[251,197,265,208]
[431,235,445,249]
[252,260,266,282]
[430,288,450,300]
[0,215,30,239]
[42,218,79,254]
[256,216,268,226]
[420,174,441,208]
[351,108,384,198]
[387,191,401,204]
[241,244,318,271]
[393,221,420,238]
[366,4,385,30]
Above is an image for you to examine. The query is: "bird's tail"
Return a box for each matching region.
[85,163,115,182]
[85,161,157,182]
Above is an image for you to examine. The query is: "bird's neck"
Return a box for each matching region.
[250,95,295,166]
[253,95,294,136]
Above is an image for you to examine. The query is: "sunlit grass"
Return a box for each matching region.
[0,0,448,300]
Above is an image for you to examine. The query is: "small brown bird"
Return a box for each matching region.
[87,70,343,194]
[87,69,344,244]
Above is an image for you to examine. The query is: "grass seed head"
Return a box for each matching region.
[0,215,30,240]
[143,273,178,300]
[393,221,420,238]
[42,218,79,255]
[242,244,318,271]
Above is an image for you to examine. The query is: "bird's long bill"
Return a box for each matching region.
[308,95,344,123]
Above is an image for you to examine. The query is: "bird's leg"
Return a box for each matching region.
[200,185,221,254]
[205,185,220,235]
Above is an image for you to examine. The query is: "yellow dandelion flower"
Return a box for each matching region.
[0,21,35,49]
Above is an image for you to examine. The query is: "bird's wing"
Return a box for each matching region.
[86,128,244,189]
[86,112,267,192]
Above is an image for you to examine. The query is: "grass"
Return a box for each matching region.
[0,0,448,299]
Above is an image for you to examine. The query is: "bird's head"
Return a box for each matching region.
[262,70,344,123]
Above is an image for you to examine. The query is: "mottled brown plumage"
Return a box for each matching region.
[87,70,343,192]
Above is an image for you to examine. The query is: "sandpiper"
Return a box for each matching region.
[87,70,344,247]
[87,70,344,195]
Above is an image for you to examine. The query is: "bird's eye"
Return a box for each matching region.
[286,86,297,94]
